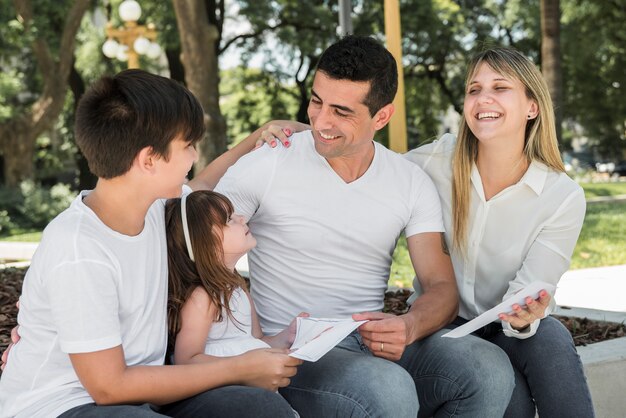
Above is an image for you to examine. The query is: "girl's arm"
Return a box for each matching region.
[173,287,221,365]
[188,120,309,191]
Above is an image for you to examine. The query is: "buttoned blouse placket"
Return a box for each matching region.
[465,164,522,316]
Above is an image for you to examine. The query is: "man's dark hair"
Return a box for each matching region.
[75,69,205,179]
[316,35,398,116]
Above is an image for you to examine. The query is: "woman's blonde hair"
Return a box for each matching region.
[451,47,565,253]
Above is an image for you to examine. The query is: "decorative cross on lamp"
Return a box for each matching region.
[101,0,161,69]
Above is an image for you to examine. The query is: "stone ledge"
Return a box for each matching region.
[557,306,626,418]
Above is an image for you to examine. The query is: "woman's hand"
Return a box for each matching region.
[255,120,310,149]
[1,301,20,371]
[498,290,551,331]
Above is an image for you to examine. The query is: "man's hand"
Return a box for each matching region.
[498,290,551,331]
[352,312,410,361]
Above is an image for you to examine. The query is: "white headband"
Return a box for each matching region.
[180,193,195,261]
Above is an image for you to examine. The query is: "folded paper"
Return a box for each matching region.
[289,317,367,362]
[442,281,556,338]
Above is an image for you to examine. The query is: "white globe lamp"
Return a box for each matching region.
[119,0,141,22]
[133,36,150,55]
[146,42,161,59]
[102,39,120,58]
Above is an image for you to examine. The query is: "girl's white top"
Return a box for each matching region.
[204,287,270,356]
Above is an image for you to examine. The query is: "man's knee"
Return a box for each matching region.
[407,331,515,399]
[284,355,418,418]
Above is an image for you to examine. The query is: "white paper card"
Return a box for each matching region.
[442,281,556,338]
[289,317,367,362]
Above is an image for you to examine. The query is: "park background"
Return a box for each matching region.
[0,0,625,288]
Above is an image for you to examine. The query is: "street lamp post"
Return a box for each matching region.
[101,0,161,69]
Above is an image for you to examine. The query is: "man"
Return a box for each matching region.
[211,36,515,417]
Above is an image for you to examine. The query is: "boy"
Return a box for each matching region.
[0,70,299,417]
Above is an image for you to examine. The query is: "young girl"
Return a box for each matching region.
[164,190,304,410]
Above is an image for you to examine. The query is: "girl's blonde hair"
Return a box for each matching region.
[165,191,246,351]
[451,47,565,253]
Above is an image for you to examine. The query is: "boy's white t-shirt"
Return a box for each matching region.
[0,192,169,418]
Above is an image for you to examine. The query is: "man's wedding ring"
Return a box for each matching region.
[380,342,384,352]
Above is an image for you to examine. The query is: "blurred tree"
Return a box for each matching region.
[235,0,340,123]
[221,67,299,144]
[541,0,563,141]
[561,0,626,157]
[172,0,227,170]
[0,0,89,187]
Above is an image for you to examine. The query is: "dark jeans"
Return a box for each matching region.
[447,315,595,418]
[58,385,294,418]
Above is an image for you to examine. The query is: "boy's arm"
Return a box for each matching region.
[188,120,308,191]
[70,344,302,405]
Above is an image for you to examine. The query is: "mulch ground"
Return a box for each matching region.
[2,268,625,355]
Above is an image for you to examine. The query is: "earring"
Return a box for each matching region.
[527,115,532,119]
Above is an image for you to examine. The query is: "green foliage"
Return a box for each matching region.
[221,67,299,144]
[0,181,74,234]
[0,70,23,121]
[580,182,626,199]
[0,210,16,234]
[0,230,42,242]
[562,0,626,157]
[19,181,75,228]
[390,235,414,289]
[571,201,626,269]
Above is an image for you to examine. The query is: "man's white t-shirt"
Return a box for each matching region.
[215,131,443,334]
[0,192,169,418]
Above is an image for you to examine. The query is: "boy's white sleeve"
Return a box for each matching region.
[46,260,122,353]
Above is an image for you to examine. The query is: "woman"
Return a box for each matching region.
[403,47,594,417]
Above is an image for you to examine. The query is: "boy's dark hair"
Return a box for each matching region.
[316,35,398,116]
[75,69,205,179]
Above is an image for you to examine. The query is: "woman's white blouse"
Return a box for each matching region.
[404,134,586,338]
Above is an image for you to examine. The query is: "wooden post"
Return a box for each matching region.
[384,0,407,153]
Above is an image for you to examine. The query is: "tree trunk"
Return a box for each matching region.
[172,0,227,171]
[0,0,89,187]
[540,0,562,142]
[0,119,37,187]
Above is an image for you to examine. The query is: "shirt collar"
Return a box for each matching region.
[519,160,548,196]
[470,159,549,199]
